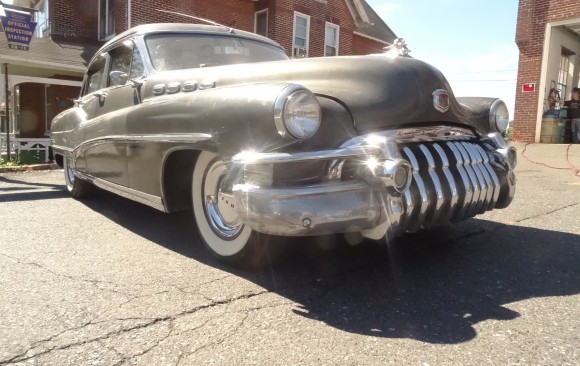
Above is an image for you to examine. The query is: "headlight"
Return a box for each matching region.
[274,85,321,139]
[489,99,510,133]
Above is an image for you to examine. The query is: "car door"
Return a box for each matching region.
[71,55,107,175]
[83,40,144,187]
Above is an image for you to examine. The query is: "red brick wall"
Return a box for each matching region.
[352,34,385,55]
[49,0,99,43]
[514,0,580,142]
[49,0,384,57]
[125,0,256,33]
[271,0,355,57]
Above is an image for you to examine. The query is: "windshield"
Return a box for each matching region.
[145,33,288,71]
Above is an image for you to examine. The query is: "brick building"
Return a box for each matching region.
[0,0,396,156]
[515,0,580,143]
[47,0,395,58]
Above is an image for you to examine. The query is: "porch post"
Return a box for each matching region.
[3,63,9,161]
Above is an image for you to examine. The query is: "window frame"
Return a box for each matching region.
[254,9,268,37]
[324,22,340,57]
[292,11,310,58]
[557,48,575,100]
[98,0,115,41]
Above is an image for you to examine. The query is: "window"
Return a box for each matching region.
[145,34,288,71]
[107,41,144,86]
[109,45,132,86]
[99,0,115,41]
[84,57,107,95]
[255,9,268,37]
[129,47,144,80]
[325,23,339,56]
[34,0,49,38]
[293,12,310,58]
[557,48,575,99]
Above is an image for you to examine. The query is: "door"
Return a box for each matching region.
[83,40,144,187]
[71,55,107,174]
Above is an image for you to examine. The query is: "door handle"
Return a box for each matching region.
[94,91,108,98]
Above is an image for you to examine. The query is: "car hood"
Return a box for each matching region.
[144,55,476,134]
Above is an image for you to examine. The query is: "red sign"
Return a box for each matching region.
[522,83,536,92]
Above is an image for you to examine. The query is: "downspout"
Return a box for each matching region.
[3,63,10,161]
[127,0,131,29]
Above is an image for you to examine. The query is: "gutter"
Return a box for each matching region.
[353,31,390,45]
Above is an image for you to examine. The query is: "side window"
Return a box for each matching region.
[85,57,106,95]
[129,46,144,79]
[109,44,133,86]
[108,41,145,86]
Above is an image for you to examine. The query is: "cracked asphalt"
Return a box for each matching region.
[1,145,579,365]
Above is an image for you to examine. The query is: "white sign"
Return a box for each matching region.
[0,5,6,17]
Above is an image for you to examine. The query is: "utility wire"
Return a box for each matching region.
[448,69,517,75]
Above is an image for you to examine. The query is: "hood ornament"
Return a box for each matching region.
[432,89,450,113]
[383,38,410,57]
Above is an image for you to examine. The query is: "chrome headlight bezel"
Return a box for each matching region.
[489,99,510,134]
[274,85,321,140]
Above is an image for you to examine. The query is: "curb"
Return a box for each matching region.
[0,163,60,173]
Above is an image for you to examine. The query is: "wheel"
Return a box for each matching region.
[192,151,283,267]
[63,157,92,199]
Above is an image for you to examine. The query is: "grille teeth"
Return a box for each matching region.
[400,141,501,232]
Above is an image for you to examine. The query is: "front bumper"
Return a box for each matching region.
[231,127,516,239]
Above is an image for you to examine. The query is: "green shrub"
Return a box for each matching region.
[502,127,513,141]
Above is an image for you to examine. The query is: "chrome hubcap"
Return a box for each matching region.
[203,159,243,238]
[66,161,75,184]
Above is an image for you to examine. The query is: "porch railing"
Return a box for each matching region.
[0,136,51,163]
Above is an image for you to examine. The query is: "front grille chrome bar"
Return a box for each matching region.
[397,140,503,233]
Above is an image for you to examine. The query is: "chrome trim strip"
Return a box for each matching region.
[433,143,459,223]
[51,144,73,153]
[71,133,212,158]
[76,171,165,212]
[233,181,370,199]
[418,144,444,228]
[89,133,213,144]
[232,146,383,164]
[342,125,476,146]
[402,147,428,232]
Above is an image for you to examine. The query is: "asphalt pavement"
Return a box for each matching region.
[0,143,579,365]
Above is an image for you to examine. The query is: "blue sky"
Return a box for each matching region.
[367,0,519,118]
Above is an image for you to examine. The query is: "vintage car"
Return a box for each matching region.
[51,23,516,265]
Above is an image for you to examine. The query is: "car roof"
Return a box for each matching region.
[91,23,284,64]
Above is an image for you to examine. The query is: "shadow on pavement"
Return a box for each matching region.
[82,188,580,345]
[0,175,66,203]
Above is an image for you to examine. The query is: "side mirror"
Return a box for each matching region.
[109,71,128,86]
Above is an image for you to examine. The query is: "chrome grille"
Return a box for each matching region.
[400,141,501,232]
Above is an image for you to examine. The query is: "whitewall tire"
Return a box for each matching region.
[192,151,282,266]
[63,157,92,199]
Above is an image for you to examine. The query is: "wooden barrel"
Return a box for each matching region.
[540,117,558,143]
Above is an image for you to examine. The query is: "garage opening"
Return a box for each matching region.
[539,21,580,143]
